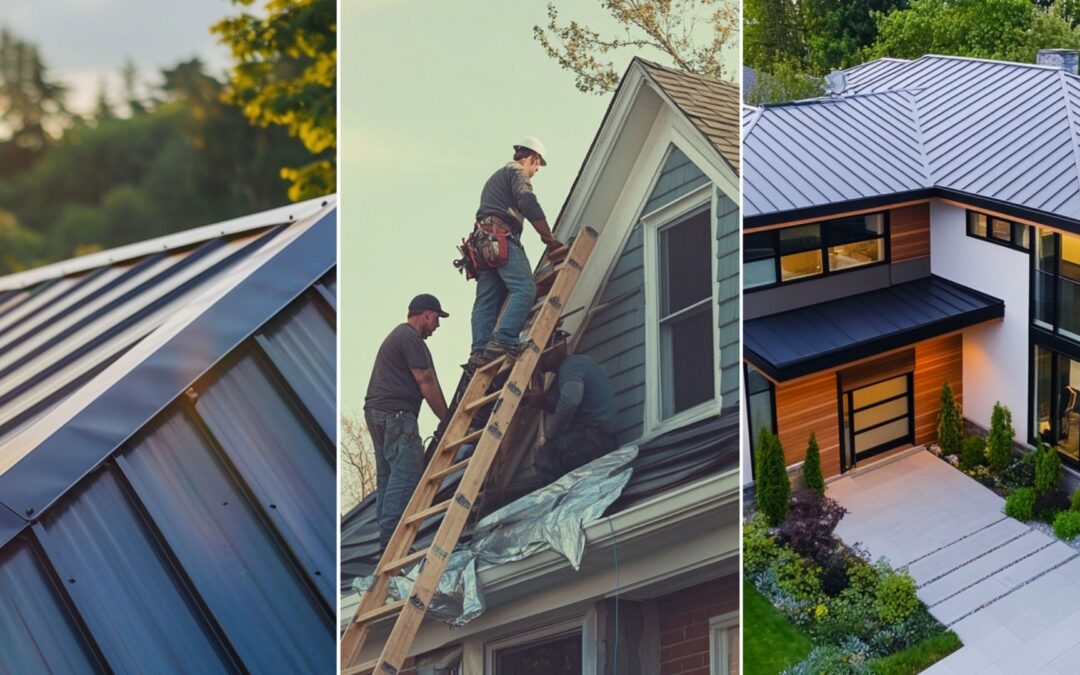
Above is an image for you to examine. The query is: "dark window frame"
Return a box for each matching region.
[745,364,777,479]
[966,210,1030,252]
[743,212,890,292]
[838,372,914,473]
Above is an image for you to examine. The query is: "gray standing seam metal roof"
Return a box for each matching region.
[743,55,1080,226]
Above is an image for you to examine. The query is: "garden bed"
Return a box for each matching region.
[744,490,959,674]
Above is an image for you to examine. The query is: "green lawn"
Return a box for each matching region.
[744,578,812,675]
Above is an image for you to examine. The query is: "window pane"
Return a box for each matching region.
[744,259,776,289]
[853,396,909,431]
[852,375,907,408]
[662,306,714,417]
[829,239,884,271]
[1013,222,1030,249]
[747,366,772,396]
[495,632,582,675]
[780,250,823,281]
[1035,230,1057,328]
[743,231,776,262]
[779,224,820,253]
[1048,351,1080,464]
[854,417,910,453]
[660,211,711,316]
[1035,346,1053,445]
[1060,235,1080,340]
[991,218,1011,242]
[968,212,988,237]
[823,214,883,246]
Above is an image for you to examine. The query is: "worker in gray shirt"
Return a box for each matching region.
[469,137,562,367]
[526,335,618,484]
[365,294,450,551]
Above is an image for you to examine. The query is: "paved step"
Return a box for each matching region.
[907,517,1029,583]
[932,542,1078,626]
[919,530,1048,606]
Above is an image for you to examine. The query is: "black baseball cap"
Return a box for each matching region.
[409,293,449,317]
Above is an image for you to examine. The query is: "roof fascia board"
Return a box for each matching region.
[743,189,935,229]
[662,100,739,199]
[346,469,740,660]
[0,207,336,547]
[0,196,337,291]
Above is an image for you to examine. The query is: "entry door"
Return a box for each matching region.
[841,373,915,472]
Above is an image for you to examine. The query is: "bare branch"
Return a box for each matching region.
[341,412,377,513]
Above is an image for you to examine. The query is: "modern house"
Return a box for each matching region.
[742,50,1080,482]
[0,198,337,672]
[341,58,741,674]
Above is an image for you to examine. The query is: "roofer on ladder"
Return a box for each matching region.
[364,294,450,552]
[467,137,562,368]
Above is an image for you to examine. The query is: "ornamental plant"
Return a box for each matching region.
[959,436,985,471]
[1035,440,1062,496]
[876,569,919,624]
[803,432,825,495]
[1072,488,1080,512]
[1054,510,1080,541]
[755,428,791,526]
[1005,488,1036,521]
[937,381,962,456]
[777,489,847,564]
[987,402,1015,472]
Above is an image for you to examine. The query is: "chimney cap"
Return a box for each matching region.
[1037,48,1079,74]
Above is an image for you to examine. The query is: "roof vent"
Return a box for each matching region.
[1037,49,1079,75]
[825,71,847,96]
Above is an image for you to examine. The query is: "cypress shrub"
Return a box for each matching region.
[986,402,1014,472]
[755,428,791,526]
[937,381,962,456]
[1035,440,1062,496]
[803,432,825,495]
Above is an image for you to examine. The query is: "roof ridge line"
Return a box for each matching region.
[1058,70,1080,204]
[906,90,934,187]
[744,106,765,136]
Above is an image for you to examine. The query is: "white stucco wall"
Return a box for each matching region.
[929,200,1030,436]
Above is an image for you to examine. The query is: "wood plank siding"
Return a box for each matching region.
[772,333,962,478]
[890,203,931,262]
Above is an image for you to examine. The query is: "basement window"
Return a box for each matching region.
[487,621,583,675]
[967,210,1030,251]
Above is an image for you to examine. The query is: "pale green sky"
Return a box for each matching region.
[341,1,738,432]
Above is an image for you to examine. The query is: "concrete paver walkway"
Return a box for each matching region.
[829,450,1080,674]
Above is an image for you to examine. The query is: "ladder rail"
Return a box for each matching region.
[342,228,598,672]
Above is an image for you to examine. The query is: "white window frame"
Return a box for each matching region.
[484,616,594,675]
[642,169,721,436]
[709,611,739,675]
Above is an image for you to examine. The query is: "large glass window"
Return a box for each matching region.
[659,209,714,418]
[1060,236,1080,340]
[1033,346,1080,464]
[492,630,582,675]
[1035,229,1057,329]
[967,210,1030,251]
[743,213,887,290]
[841,373,913,471]
[1032,228,1080,342]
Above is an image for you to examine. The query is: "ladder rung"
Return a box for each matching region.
[405,498,452,525]
[351,599,405,627]
[444,428,483,451]
[529,297,546,314]
[344,660,375,675]
[429,457,470,483]
[535,262,566,285]
[464,390,501,413]
[477,354,507,372]
[379,547,428,575]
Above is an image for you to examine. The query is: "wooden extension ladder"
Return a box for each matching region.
[341,227,599,674]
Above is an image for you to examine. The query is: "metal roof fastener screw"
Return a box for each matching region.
[24,507,33,516]
[185,387,198,402]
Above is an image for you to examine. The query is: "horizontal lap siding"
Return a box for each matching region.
[890,204,931,261]
[717,192,739,407]
[775,371,841,477]
[644,146,710,214]
[914,334,963,446]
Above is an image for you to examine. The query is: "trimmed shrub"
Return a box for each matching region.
[777,489,848,564]
[1072,489,1080,512]
[1054,510,1080,541]
[755,428,791,526]
[1035,440,1062,496]
[876,569,919,624]
[1035,491,1070,524]
[958,436,986,471]
[1002,452,1037,490]
[774,547,822,603]
[803,432,825,495]
[986,403,1015,472]
[784,644,871,675]
[937,381,962,456]
[1004,487,1036,521]
[743,513,779,575]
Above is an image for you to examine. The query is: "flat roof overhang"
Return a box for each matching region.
[744,275,1005,382]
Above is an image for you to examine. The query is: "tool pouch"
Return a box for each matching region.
[455,219,510,280]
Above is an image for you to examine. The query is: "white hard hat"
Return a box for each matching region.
[514,136,548,166]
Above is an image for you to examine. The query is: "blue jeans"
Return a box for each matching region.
[366,408,425,550]
[471,235,536,352]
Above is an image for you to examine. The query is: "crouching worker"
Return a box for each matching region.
[526,334,617,484]
[364,294,450,552]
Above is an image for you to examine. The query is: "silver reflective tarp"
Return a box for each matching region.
[352,445,637,625]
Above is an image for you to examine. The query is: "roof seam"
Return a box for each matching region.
[1059,70,1080,204]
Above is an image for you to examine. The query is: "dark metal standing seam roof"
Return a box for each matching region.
[743,55,1080,228]
[0,200,337,673]
[744,275,1005,381]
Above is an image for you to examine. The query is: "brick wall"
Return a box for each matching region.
[658,574,738,675]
